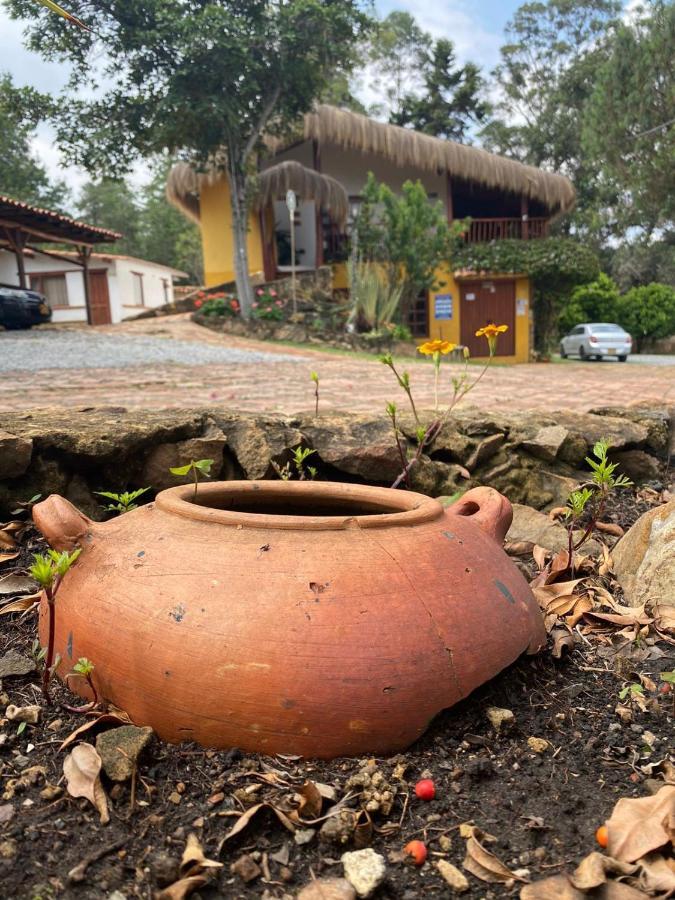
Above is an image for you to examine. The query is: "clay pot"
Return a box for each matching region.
[33,482,545,758]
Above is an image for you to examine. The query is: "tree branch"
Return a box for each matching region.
[242,85,282,163]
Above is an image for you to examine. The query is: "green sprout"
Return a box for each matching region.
[619,683,644,701]
[29,548,81,702]
[169,458,215,502]
[95,487,151,514]
[272,446,317,481]
[64,658,99,713]
[310,371,320,417]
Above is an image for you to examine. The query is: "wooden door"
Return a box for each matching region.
[460,279,516,357]
[89,270,112,325]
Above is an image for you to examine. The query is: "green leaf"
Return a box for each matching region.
[17,721,26,735]
[73,657,94,677]
[661,670,675,685]
[193,458,214,474]
[169,463,193,476]
[29,554,55,588]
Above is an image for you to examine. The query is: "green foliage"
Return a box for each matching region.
[95,487,150,514]
[558,273,620,335]
[273,447,317,481]
[365,11,431,120]
[391,323,412,341]
[619,683,644,701]
[197,292,240,317]
[30,548,81,587]
[348,261,404,331]
[252,287,285,322]
[610,238,675,292]
[72,657,94,677]
[616,283,675,352]
[661,671,675,686]
[354,174,464,313]
[76,178,140,254]
[0,73,69,209]
[392,38,490,141]
[564,486,594,522]
[170,459,214,477]
[586,439,632,492]
[582,0,675,234]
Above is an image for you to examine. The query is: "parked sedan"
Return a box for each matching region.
[0,286,52,329]
[560,323,632,361]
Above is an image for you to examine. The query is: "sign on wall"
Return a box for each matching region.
[516,298,528,316]
[434,294,453,320]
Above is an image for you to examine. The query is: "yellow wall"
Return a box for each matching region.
[199,179,264,287]
[426,269,531,364]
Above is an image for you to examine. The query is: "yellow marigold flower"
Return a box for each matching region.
[475,323,509,339]
[417,339,456,356]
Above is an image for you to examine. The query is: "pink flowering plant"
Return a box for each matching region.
[197,291,240,317]
[252,287,286,321]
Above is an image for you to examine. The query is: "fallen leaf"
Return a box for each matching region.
[504,541,535,556]
[63,743,110,824]
[296,781,324,820]
[0,574,38,596]
[59,711,133,751]
[0,594,41,615]
[570,851,637,889]
[157,875,207,900]
[462,825,527,884]
[606,785,675,862]
[596,521,624,538]
[653,604,675,635]
[551,627,575,658]
[533,545,549,570]
[548,507,567,520]
[297,877,357,900]
[520,875,585,899]
[218,802,296,849]
[0,551,19,564]
[0,529,16,550]
[180,833,223,875]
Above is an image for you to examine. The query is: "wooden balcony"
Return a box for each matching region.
[462,217,549,243]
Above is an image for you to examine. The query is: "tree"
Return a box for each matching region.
[616,283,675,352]
[354,173,464,318]
[582,0,675,235]
[76,179,141,255]
[392,39,490,142]
[482,0,621,244]
[0,72,69,210]
[6,0,370,316]
[610,238,675,292]
[366,12,431,121]
[558,272,620,335]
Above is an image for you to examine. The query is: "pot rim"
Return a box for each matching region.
[155,481,444,531]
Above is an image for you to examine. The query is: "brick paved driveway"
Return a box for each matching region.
[1,316,673,414]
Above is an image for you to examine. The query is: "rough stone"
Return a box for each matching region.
[212,411,304,480]
[506,503,602,555]
[0,431,32,480]
[409,458,463,497]
[486,707,515,733]
[95,725,154,781]
[142,420,228,490]
[465,433,505,471]
[491,466,580,511]
[552,410,649,453]
[298,878,357,900]
[590,406,672,456]
[612,500,675,608]
[609,450,662,482]
[300,414,401,483]
[341,849,387,898]
[65,473,100,520]
[521,425,572,463]
[5,704,41,724]
[0,651,36,679]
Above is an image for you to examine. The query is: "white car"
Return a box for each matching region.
[559,323,632,361]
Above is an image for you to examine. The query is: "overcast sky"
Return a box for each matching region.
[0,0,519,198]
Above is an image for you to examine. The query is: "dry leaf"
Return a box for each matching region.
[0,574,38,596]
[570,851,637,889]
[596,521,624,538]
[180,833,222,874]
[636,852,675,893]
[606,785,675,862]
[548,507,567,520]
[505,540,535,556]
[653,604,675,634]
[0,530,16,550]
[59,712,133,751]
[296,781,323,820]
[0,551,19,563]
[551,626,575,658]
[599,545,614,577]
[63,743,110,824]
[0,593,41,616]
[533,545,549,570]
[462,825,527,884]
[218,802,296,848]
[520,875,585,899]
[157,875,207,900]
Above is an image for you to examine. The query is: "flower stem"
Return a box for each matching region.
[42,586,55,703]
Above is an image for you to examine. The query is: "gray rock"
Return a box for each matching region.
[0,651,36,678]
[507,504,602,556]
[298,878,356,900]
[609,450,661,483]
[300,414,401,482]
[0,431,32,480]
[12,755,31,770]
[95,725,154,781]
[612,500,675,608]
[552,410,648,453]
[143,420,228,490]
[465,433,505,471]
[590,406,672,456]
[521,425,571,463]
[341,849,387,898]
[212,411,304,480]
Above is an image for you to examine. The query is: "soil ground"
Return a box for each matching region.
[1,489,674,900]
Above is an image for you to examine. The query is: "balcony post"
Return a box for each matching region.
[521,197,529,240]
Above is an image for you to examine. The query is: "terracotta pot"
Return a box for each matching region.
[33,482,545,758]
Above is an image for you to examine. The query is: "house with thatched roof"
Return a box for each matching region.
[167,105,575,362]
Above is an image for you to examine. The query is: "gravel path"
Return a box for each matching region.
[0,329,306,371]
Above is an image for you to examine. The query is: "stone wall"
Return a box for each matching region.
[0,405,671,520]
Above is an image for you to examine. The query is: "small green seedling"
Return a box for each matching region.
[310,371,320,417]
[95,487,151,514]
[30,548,81,702]
[619,683,644,701]
[64,657,99,713]
[272,447,317,481]
[169,458,215,502]
[10,493,42,517]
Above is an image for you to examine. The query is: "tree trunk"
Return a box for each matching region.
[227,164,254,319]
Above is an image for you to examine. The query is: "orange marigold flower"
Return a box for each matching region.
[417,339,456,356]
[475,323,508,339]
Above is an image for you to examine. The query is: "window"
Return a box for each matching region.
[131,272,145,306]
[30,274,68,307]
[407,291,429,338]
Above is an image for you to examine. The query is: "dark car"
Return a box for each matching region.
[0,286,52,329]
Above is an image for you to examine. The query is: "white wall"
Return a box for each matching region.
[113,258,176,320]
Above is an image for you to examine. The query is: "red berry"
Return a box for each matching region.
[595,825,609,848]
[414,779,436,801]
[404,840,427,866]
[659,683,672,694]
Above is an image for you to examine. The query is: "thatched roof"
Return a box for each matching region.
[166,159,349,225]
[302,106,575,217]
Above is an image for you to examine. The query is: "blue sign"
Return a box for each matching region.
[434,294,453,320]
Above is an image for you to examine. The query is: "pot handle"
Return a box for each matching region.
[33,495,92,551]
[445,486,512,544]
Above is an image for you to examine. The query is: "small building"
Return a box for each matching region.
[168,105,576,362]
[0,195,186,325]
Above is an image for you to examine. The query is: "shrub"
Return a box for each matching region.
[199,292,240,317]
[558,273,621,336]
[616,282,675,352]
[252,287,286,321]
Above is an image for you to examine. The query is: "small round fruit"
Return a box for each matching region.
[414,779,436,801]
[659,683,672,695]
[404,840,427,866]
[595,825,609,848]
